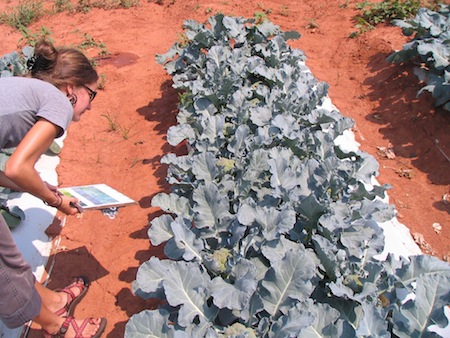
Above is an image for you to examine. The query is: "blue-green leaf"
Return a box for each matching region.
[192,182,234,232]
[125,309,176,338]
[162,260,218,329]
[170,218,204,261]
[167,124,196,146]
[259,249,317,317]
[393,273,450,337]
[148,214,175,246]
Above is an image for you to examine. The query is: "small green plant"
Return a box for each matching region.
[305,18,319,29]
[177,32,190,48]
[17,26,53,48]
[77,33,110,56]
[101,112,118,132]
[349,17,374,37]
[178,91,193,108]
[339,0,350,9]
[356,0,421,26]
[72,0,93,13]
[53,0,73,13]
[117,0,141,9]
[97,73,107,90]
[350,0,436,37]
[119,124,132,140]
[254,11,267,24]
[97,41,109,56]
[78,33,99,49]
[257,2,271,14]
[0,0,45,29]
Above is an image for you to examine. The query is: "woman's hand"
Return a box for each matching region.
[44,187,82,215]
[57,194,83,215]
[44,181,83,215]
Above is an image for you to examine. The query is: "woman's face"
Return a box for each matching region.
[72,82,98,121]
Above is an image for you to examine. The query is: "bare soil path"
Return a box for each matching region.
[0,0,449,336]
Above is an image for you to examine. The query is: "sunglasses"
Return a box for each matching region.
[81,84,97,102]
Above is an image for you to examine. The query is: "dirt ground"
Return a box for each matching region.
[0,0,449,337]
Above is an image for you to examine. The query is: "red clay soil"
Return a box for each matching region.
[0,0,449,337]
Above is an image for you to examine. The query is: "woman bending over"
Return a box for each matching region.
[0,39,106,338]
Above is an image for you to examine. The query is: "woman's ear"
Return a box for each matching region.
[65,84,77,107]
[64,84,74,95]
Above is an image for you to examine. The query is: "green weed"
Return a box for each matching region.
[101,112,118,132]
[0,0,45,29]
[17,26,53,48]
[72,0,93,13]
[119,124,132,140]
[254,11,267,24]
[101,112,133,140]
[148,0,175,5]
[97,73,107,90]
[356,0,421,25]
[69,0,140,13]
[116,0,141,9]
[305,18,319,29]
[349,0,439,37]
[53,0,73,13]
[257,2,271,14]
[77,33,110,56]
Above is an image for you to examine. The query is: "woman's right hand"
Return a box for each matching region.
[57,194,83,215]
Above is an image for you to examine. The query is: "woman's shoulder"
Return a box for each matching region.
[1,76,64,99]
[1,76,54,88]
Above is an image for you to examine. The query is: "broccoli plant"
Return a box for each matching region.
[0,46,33,77]
[126,15,450,337]
[387,4,450,112]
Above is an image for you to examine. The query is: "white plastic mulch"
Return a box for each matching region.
[0,147,62,338]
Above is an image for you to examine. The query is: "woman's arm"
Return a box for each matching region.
[0,170,23,191]
[4,119,79,215]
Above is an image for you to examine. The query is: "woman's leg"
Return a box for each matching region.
[1,214,104,337]
[0,213,41,328]
[35,279,87,316]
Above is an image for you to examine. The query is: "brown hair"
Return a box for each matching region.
[29,39,98,89]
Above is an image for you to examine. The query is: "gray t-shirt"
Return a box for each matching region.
[0,76,73,150]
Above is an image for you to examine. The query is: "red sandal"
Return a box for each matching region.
[54,276,90,317]
[43,316,107,338]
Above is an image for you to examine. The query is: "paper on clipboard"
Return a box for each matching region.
[58,184,136,211]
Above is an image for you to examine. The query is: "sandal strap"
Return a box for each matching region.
[54,276,89,316]
[43,316,104,338]
[60,277,88,301]
[59,316,72,336]
[59,316,94,337]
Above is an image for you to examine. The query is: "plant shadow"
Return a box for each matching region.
[363,51,450,186]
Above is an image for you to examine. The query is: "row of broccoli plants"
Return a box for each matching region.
[126,14,450,337]
[387,4,450,112]
[125,15,448,337]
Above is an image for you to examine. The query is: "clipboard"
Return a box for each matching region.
[58,184,136,211]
